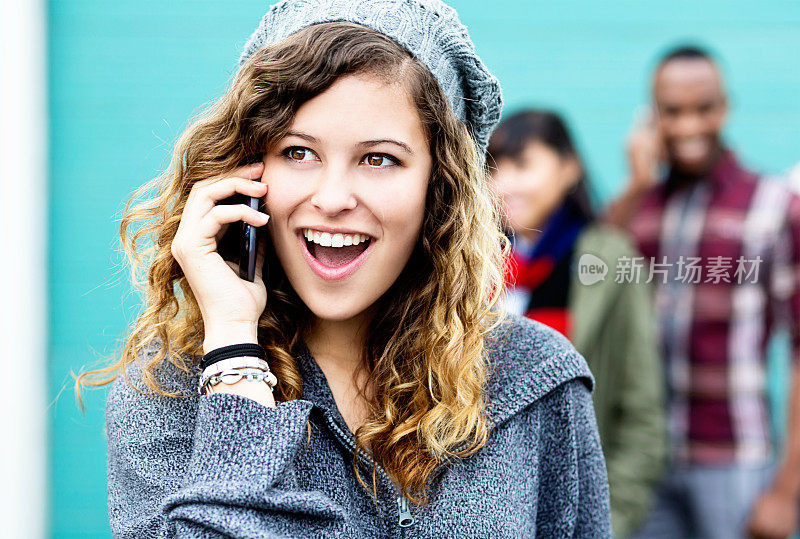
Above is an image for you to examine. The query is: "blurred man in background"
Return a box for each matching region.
[608,46,800,539]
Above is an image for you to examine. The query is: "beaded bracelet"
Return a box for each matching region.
[198,356,272,394]
[205,369,277,393]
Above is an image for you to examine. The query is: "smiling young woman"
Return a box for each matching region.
[76,1,611,537]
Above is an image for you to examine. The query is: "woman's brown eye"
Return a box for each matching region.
[366,154,395,167]
[289,148,306,160]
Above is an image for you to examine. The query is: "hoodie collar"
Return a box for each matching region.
[293,314,593,431]
[294,342,351,430]
[483,315,593,426]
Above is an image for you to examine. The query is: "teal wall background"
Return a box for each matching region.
[48,0,800,536]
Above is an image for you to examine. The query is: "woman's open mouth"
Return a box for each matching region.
[298,228,374,281]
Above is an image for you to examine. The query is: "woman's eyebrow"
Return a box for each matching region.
[358,139,414,155]
[284,130,320,143]
[284,131,413,155]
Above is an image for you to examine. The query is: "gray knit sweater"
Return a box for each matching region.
[105,313,611,537]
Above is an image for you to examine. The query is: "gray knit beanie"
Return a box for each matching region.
[237,0,502,152]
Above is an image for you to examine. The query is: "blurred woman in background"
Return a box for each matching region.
[488,109,666,538]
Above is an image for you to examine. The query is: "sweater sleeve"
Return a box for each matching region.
[105,363,349,538]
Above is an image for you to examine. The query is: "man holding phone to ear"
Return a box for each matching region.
[608,46,800,539]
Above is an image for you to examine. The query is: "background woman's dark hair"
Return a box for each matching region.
[486,109,596,223]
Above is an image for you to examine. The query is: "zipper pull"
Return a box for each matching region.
[397,495,416,528]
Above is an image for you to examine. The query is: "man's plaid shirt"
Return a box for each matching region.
[627,150,800,464]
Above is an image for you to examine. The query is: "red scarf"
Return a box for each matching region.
[504,253,571,337]
[502,203,586,338]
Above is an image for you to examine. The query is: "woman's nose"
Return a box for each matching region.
[309,165,358,216]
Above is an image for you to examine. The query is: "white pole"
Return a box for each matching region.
[0,0,48,535]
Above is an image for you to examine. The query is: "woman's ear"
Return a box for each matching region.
[561,155,582,190]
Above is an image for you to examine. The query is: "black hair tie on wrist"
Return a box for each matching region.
[201,343,265,371]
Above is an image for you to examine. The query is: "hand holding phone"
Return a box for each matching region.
[170,161,269,351]
[217,159,268,283]
[627,106,665,190]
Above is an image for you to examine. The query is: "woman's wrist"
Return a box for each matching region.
[200,329,276,407]
[203,322,259,354]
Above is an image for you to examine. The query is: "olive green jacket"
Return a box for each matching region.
[570,224,666,537]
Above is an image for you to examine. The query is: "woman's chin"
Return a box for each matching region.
[303,297,375,323]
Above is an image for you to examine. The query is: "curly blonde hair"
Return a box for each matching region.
[77,21,510,506]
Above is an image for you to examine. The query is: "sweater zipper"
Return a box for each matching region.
[321,411,417,532]
[396,494,414,527]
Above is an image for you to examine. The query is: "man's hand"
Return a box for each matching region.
[626,108,664,192]
[605,108,666,229]
[746,487,799,539]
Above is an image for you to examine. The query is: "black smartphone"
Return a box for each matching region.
[217,160,265,283]
[217,193,263,282]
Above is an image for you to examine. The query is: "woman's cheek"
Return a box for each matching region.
[263,171,307,215]
[380,170,428,215]
[372,191,425,237]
